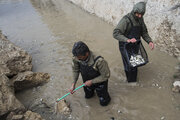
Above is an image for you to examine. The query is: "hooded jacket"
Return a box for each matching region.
[113,2,152,43]
[72,51,110,84]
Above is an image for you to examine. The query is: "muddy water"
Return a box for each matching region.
[0,0,180,120]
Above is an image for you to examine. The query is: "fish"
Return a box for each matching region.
[129,54,145,67]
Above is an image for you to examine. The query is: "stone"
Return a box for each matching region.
[0,74,25,116]
[172,86,180,93]
[161,116,165,120]
[173,81,180,87]
[172,81,180,93]
[12,71,50,91]
[0,31,32,77]
[0,31,47,120]
[6,112,16,120]
[24,111,45,120]
[11,115,24,120]
[28,98,51,111]
[55,99,71,115]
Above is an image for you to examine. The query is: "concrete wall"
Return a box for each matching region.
[68,0,180,58]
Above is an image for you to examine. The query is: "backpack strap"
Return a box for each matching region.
[91,56,103,67]
[125,15,133,27]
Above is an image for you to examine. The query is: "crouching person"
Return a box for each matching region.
[69,41,111,106]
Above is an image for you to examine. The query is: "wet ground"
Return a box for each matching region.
[0,0,180,120]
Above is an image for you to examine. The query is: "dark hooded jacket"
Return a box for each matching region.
[113,2,152,43]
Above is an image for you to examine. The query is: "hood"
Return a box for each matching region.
[131,2,146,15]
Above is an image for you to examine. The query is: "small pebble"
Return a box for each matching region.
[161,116,165,120]
[118,110,121,113]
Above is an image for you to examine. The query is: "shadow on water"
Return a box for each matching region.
[0,0,180,120]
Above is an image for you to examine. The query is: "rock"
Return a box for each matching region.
[0,31,32,77]
[29,98,51,111]
[6,111,45,120]
[173,81,180,87]
[12,71,50,91]
[117,110,122,113]
[55,99,71,115]
[172,86,180,93]
[0,64,11,76]
[11,115,24,120]
[0,74,25,116]
[24,111,45,120]
[172,81,180,93]
[6,112,16,120]
[161,116,165,120]
[0,31,48,120]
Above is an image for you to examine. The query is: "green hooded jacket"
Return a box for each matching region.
[72,51,110,84]
[113,2,152,43]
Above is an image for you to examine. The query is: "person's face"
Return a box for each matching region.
[76,52,89,61]
[135,13,142,18]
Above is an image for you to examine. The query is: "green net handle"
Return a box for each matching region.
[56,84,85,102]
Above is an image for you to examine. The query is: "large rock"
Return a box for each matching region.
[0,31,48,119]
[12,71,50,91]
[0,74,25,117]
[0,31,32,77]
[23,111,45,120]
[6,111,45,120]
[55,99,71,115]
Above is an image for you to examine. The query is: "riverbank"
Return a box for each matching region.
[0,30,50,119]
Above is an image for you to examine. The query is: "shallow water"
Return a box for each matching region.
[0,0,179,120]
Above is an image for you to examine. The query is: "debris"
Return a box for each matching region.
[118,110,122,113]
[173,81,180,87]
[161,116,165,120]
[172,81,180,93]
[172,86,180,93]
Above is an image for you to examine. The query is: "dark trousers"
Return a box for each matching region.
[83,80,111,106]
[125,68,138,82]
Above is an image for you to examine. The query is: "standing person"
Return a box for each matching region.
[113,2,154,82]
[69,41,111,106]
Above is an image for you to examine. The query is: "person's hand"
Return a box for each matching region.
[127,38,137,43]
[149,42,154,50]
[84,80,92,87]
[69,83,76,94]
